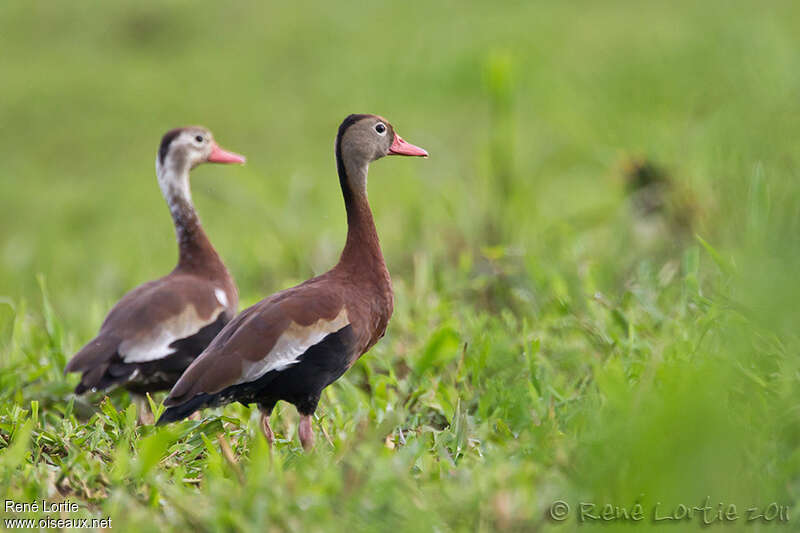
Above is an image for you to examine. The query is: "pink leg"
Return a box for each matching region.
[260,410,275,446]
[298,414,314,451]
[132,393,154,425]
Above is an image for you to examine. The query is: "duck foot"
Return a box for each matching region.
[260,411,275,446]
[298,414,314,451]
[132,393,154,425]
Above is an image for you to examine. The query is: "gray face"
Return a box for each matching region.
[162,127,217,171]
[340,116,395,165]
[156,126,218,206]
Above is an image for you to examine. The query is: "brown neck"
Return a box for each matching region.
[158,164,226,277]
[169,196,224,274]
[335,154,387,275]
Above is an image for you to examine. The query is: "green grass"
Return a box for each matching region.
[2,1,800,531]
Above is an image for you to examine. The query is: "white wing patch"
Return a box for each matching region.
[214,288,229,308]
[119,304,224,363]
[237,309,349,385]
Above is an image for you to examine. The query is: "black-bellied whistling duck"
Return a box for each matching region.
[158,114,427,449]
[65,127,246,423]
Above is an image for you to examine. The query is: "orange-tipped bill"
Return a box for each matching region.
[208,143,246,164]
[389,134,428,157]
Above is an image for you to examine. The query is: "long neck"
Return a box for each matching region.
[335,155,386,273]
[157,163,223,275]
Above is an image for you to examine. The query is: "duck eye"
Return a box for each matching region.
[195,135,204,143]
[374,123,386,135]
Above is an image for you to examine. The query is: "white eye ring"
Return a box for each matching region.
[374,122,387,136]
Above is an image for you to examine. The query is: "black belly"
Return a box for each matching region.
[211,325,356,415]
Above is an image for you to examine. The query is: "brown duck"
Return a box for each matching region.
[158,114,427,450]
[65,127,245,423]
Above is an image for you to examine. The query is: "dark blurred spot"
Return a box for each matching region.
[118,6,190,51]
[622,157,699,238]
[623,158,670,217]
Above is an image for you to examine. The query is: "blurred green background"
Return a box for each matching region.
[1,1,800,531]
